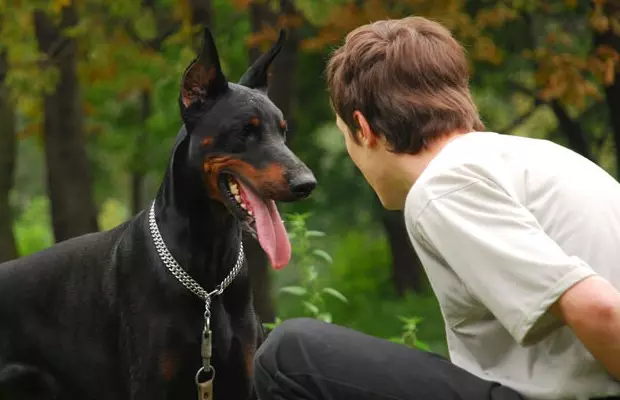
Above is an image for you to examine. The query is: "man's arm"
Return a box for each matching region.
[551,276,620,380]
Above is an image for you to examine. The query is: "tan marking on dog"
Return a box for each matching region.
[245,345,256,376]
[279,120,287,130]
[245,349,254,376]
[160,353,177,382]
[250,116,261,127]
[202,157,286,201]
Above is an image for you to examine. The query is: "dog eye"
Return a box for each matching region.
[241,123,260,139]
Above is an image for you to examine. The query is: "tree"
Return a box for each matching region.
[34,5,99,242]
[243,0,305,323]
[127,0,184,216]
[0,49,17,262]
[382,209,425,295]
[592,0,620,174]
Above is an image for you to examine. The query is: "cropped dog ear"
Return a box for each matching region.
[238,29,286,93]
[180,26,229,112]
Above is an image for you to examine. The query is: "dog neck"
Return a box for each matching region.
[152,136,242,293]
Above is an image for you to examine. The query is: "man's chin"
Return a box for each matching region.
[377,194,405,211]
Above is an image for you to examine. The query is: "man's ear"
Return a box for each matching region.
[179,26,229,115]
[353,111,377,148]
[238,30,286,93]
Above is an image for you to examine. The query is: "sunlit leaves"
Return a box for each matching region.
[52,0,71,14]
[133,10,158,42]
[294,0,618,112]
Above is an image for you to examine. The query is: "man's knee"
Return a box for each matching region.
[254,318,325,375]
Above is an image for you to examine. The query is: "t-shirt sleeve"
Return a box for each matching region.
[413,174,596,346]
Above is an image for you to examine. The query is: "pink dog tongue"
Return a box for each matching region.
[239,182,291,270]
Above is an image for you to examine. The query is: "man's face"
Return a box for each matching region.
[336,114,403,210]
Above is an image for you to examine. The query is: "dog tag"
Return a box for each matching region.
[196,367,215,400]
[197,378,214,400]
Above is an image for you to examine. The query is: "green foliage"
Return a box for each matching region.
[265,213,349,331]
[13,196,53,257]
[268,213,442,354]
[388,316,431,351]
[98,198,130,231]
[321,230,447,354]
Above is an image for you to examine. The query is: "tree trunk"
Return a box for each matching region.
[605,73,620,177]
[382,209,424,295]
[33,7,99,243]
[131,90,150,215]
[0,51,18,262]
[266,0,299,122]
[244,0,301,324]
[128,0,179,215]
[593,2,620,176]
[245,0,278,325]
[549,100,593,161]
[189,0,213,51]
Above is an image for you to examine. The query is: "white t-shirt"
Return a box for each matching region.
[404,131,620,400]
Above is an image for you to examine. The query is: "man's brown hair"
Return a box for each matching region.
[325,17,484,154]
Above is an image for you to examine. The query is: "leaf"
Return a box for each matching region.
[305,230,326,238]
[231,0,252,10]
[63,17,92,38]
[398,316,424,325]
[52,0,71,14]
[307,266,318,282]
[414,340,432,351]
[134,10,157,41]
[302,301,320,316]
[388,336,405,344]
[262,317,282,332]
[318,313,332,323]
[279,286,308,296]
[322,287,348,303]
[312,249,333,264]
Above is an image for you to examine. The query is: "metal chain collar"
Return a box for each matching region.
[148,201,245,309]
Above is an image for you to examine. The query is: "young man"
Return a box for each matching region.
[252,16,620,400]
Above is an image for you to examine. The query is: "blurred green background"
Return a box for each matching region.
[0,0,619,356]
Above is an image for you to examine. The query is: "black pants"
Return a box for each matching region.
[253,318,524,400]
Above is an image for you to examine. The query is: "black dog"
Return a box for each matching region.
[0,27,316,400]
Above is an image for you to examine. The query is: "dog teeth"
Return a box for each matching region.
[228,179,252,217]
[229,182,239,195]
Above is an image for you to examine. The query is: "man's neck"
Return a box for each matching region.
[394,130,469,197]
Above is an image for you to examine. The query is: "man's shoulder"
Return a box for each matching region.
[405,134,501,212]
[403,132,547,227]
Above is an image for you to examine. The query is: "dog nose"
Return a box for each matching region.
[290,175,317,199]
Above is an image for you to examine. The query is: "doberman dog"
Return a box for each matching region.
[0,26,316,400]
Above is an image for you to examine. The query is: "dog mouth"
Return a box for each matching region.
[218,174,291,270]
[220,175,256,227]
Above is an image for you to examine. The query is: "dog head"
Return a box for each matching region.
[172,27,316,270]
